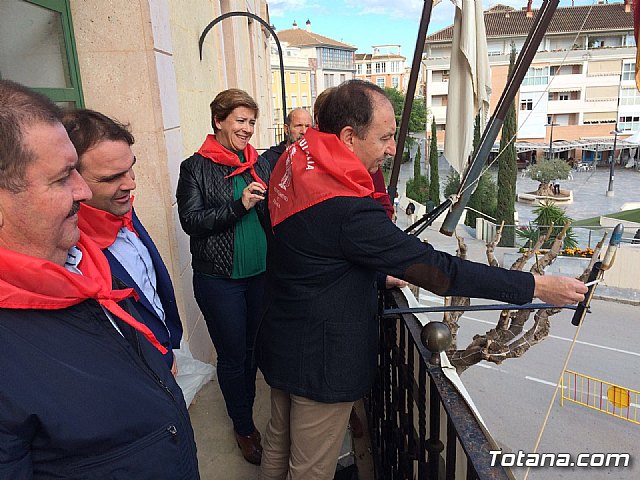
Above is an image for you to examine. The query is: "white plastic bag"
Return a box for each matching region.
[174,341,215,407]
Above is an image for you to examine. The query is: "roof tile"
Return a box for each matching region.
[426,3,634,43]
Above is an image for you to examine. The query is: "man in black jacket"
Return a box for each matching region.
[257,80,587,480]
[0,80,199,479]
[262,108,313,170]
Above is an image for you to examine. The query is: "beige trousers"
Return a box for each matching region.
[260,388,353,480]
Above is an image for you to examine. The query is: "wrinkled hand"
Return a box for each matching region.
[533,275,588,306]
[385,275,408,289]
[241,181,266,210]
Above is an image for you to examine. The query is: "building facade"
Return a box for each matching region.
[270,40,313,137]
[355,45,407,92]
[275,19,356,119]
[0,0,274,363]
[423,2,637,162]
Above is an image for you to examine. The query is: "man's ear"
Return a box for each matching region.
[283,124,290,136]
[339,126,356,152]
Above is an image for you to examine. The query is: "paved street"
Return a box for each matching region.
[417,292,639,480]
[395,152,640,479]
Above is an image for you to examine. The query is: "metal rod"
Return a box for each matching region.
[387,0,435,201]
[404,197,453,235]
[383,302,577,316]
[440,0,560,236]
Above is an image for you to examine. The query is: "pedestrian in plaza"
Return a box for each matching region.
[257,79,587,480]
[176,88,269,465]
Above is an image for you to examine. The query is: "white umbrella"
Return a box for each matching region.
[624,130,640,144]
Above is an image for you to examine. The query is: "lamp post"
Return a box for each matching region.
[545,121,558,160]
[606,129,623,197]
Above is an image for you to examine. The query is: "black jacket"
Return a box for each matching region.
[256,197,534,403]
[0,299,199,479]
[262,141,287,170]
[176,152,270,276]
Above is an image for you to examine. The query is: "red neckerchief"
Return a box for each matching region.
[0,233,167,354]
[197,134,266,188]
[269,128,385,227]
[78,198,138,249]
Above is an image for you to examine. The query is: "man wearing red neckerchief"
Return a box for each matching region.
[63,109,183,373]
[257,80,588,480]
[0,80,199,479]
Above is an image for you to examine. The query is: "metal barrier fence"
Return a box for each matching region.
[366,290,513,480]
[560,370,640,425]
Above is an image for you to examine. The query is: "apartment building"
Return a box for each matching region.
[423,2,637,162]
[355,45,407,92]
[0,0,273,362]
[270,40,313,131]
[276,19,356,116]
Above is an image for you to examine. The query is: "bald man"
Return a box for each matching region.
[262,108,313,170]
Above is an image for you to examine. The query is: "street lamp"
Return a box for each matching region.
[606,129,623,197]
[545,122,559,160]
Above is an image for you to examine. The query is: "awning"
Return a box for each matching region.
[549,87,582,93]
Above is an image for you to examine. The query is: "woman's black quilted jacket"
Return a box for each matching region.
[176,152,271,277]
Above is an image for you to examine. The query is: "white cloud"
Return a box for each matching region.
[269,0,311,17]
[344,0,424,19]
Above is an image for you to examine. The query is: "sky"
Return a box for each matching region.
[268,0,603,60]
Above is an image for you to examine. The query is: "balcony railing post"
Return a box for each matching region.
[370,290,514,480]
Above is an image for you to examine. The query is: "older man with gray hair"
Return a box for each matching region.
[262,107,313,169]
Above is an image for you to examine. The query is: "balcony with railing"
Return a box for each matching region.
[366,289,513,480]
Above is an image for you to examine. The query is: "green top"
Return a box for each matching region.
[231,151,267,279]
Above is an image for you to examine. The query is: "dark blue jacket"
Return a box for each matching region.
[0,298,199,479]
[257,197,535,403]
[104,210,183,366]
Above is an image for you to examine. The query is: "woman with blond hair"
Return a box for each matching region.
[177,88,269,465]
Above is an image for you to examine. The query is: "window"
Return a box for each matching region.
[390,61,400,73]
[619,116,640,131]
[442,70,449,82]
[376,77,385,88]
[290,72,296,83]
[340,74,346,84]
[375,62,386,74]
[302,95,308,108]
[520,99,533,110]
[622,62,636,81]
[559,93,569,101]
[324,73,335,88]
[620,88,640,105]
[392,76,399,89]
[366,63,372,75]
[522,66,549,86]
[0,0,84,107]
[301,73,307,83]
[291,95,297,108]
[320,48,353,69]
[356,64,362,74]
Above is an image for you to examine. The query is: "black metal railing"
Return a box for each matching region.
[366,290,514,480]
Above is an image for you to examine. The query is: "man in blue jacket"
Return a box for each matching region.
[63,109,183,372]
[0,80,199,478]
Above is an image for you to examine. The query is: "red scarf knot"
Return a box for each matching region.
[78,199,139,250]
[197,134,266,188]
[0,233,166,354]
